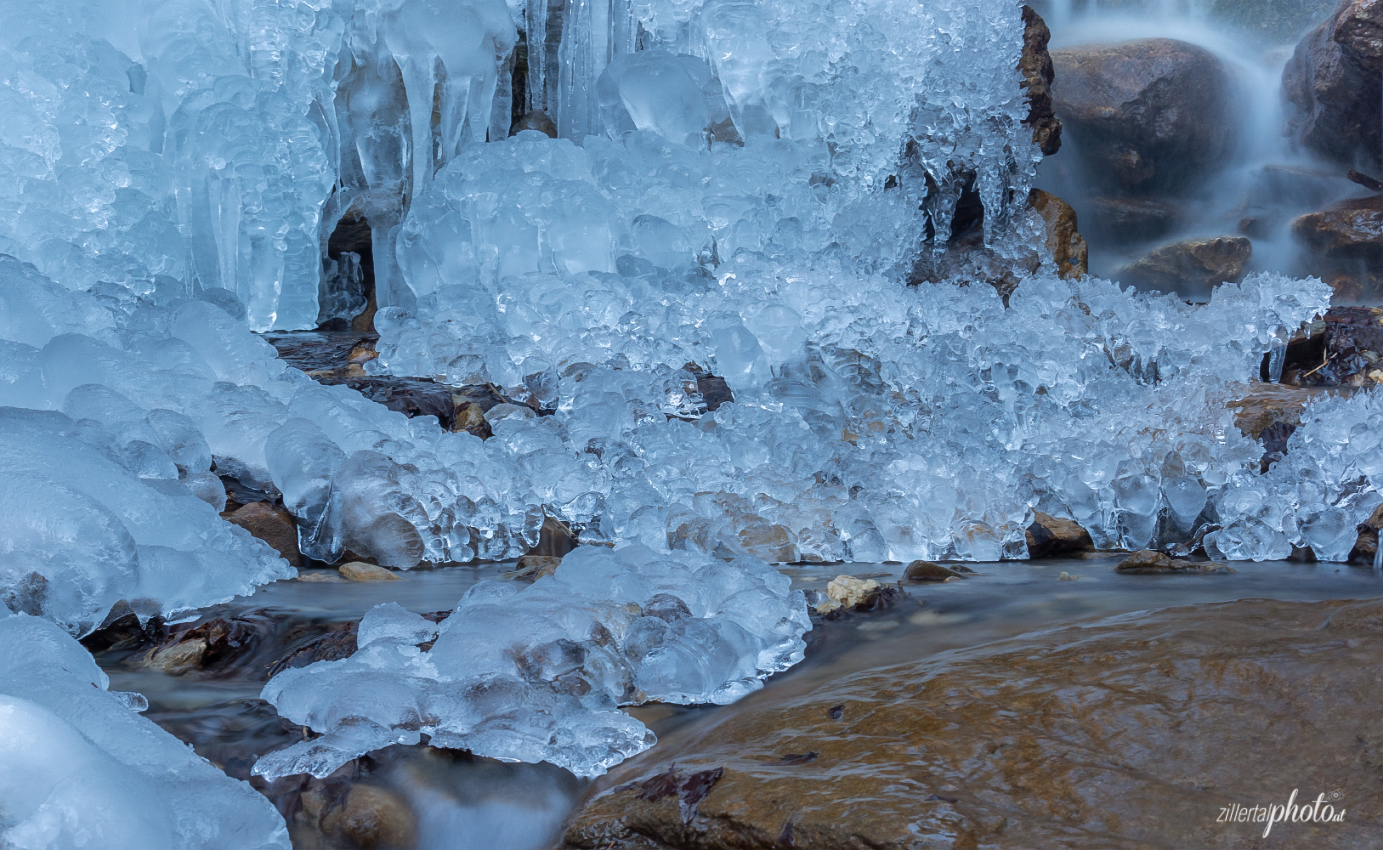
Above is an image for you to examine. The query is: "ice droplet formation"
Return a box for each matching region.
[0,608,290,849]
[253,545,809,780]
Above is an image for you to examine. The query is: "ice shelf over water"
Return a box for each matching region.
[254,545,809,779]
[0,608,290,849]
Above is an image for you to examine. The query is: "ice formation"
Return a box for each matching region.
[254,545,809,779]
[0,608,290,849]
[1,0,1378,645]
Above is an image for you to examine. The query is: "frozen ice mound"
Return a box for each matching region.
[1209,388,1383,562]
[253,545,810,779]
[0,406,294,636]
[377,180,1348,562]
[0,608,290,849]
[0,249,571,579]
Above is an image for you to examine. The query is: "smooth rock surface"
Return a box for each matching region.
[562,597,1383,849]
[1293,196,1383,261]
[1028,189,1088,278]
[1283,0,1383,166]
[1119,236,1252,290]
[338,562,400,582]
[1115,549,1234,573]
[1052,39,1239,193]
[1024,511,1095,558]
[1020,5,1063,156]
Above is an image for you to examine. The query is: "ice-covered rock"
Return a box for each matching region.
[0,406,293,635]
[0,609,289,849]
[254,545,810,779]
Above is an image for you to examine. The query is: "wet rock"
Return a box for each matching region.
[1348,502,1383,564]
[144,638,207,674]
[825,575,880,610]
[1019,6,1062,156]
[1024,511,1095,558]
[1118,236,1251,290]
[562,596,1383,849]
[1228,382,1344,470]
[816,576,903,614]
[1115,549,1234,573]
[268,621,360,678]
[1052,39,1239,193]
[226,501,302,566]
[345,377,462,429]
[321,784,418,850]
[1027,189,1087,279]
[902,561,970,582]
[450,400,492,439]
[506,554,563,581]
[141,614,267,675]
[694,373,733,413]
[1282,0,1383,167]
[1229,383,1333,438]
[1084,196,1183,241]
[264,332,376,373]
[1278,306,1383,386]
[80,603,159,653]
[339,562,400,582]
[1293,195,1383,262]
[530,515,578,558]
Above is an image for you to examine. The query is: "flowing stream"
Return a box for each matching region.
[94,558,1383,848]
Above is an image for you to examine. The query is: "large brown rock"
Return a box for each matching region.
[1293,195,1383,261]
[1027,188,1088,278]
[1052,39,1239,193]
[1020,5,1062,156]
[1024,510,1094,558]
[1283,0,1383,167]
[1118,235,1251,290]
[563,597,1383,849]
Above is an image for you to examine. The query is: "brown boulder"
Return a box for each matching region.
[1282,0,1383,167]
[1024,511,1094,558]
[1052,39,1239,193]
[320,784,418,850]
[1115,548,1234,573]
[226,501,302,566]
[1293,195,1383,261]
[1027,189,1088,278]
[1019,5,1062,156]
[1118,235,1251,291]
[562,597,1383,849]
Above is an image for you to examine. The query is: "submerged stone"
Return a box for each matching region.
[561,597,1383,849]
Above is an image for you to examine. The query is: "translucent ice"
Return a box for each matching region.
[0,610,289,849]
[254,545,809,778]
